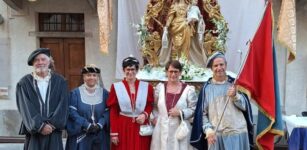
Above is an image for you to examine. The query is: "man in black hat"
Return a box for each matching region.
[16,48,69,150]
[190,52,254,150]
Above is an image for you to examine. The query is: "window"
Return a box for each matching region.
[39,13,84,32]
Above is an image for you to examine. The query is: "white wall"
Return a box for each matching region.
[0,1,11,91]
[0,0,9,38]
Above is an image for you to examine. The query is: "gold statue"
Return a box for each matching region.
[203,0,224,21]
[159,0,207,66]
[204,32,217,56]
[142,31,162,66]
[144,0,164,29]
[142,0,228,66]
[165,0,192,59]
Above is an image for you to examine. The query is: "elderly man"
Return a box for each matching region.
[16,48,69,150]
[190,52,254,150]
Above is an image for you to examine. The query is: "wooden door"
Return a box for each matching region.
[40,38,85,90]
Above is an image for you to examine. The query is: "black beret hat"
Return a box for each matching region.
[27,48,51,66]
[81,64,101,74]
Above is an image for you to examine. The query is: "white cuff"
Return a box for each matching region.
[205,128,215,138]
[86,124,91,130]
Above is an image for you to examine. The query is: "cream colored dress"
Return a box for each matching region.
[150,83,197,150]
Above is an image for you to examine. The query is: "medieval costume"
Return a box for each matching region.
[16,48,69,150]
[190,76,254,150]
[107,79,154,150]
[66,86,110,150]
[151,82,197,150]
[66,64,110,150]
[16,72,69,150]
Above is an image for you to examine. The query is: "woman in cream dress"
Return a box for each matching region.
[151,60,197,150]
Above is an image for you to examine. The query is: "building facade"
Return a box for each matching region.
[0,0,118,137]
[0,0,306,143]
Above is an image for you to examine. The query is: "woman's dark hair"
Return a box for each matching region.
[165,60,183,72]
[122,56,140,70]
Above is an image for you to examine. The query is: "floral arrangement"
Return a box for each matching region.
[137,61,236,82]
[211,18,229,52]
[137,56,212,82]
[178,56,209,80]
[132,17,149,49]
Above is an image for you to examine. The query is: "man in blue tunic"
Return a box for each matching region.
[16,48,69,150]
[190,52,254,150]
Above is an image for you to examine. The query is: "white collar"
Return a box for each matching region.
[212,77,227,84]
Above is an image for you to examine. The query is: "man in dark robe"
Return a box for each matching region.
[16,48,69,150]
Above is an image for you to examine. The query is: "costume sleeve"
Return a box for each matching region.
[47,79,69,130]
[152,83,161,118]
[16,82,45,134]
[200,87,213,133]
[233,92,247,111]
[68,90,90,129]
[98,90,109,129]
[190,84,208,150]
[143,84,154,121]
[107,84,120,136]
[181,85,197,119]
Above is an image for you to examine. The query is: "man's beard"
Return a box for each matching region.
[35,66,49,74]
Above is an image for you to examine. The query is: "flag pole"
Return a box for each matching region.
[208,2,269,148]
[213,40,251,134]
[208,42,250,150]
[207,41,252,150]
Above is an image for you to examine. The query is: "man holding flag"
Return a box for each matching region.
[190,52,254,150]
[192,1,284,149]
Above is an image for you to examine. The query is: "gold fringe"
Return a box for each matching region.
[277,39,296,63]
[276,0,296,63]
[237,85,284,150]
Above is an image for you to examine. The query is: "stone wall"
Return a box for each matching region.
[0,0,118,136]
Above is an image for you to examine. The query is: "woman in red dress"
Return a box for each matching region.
[107,56,154,150]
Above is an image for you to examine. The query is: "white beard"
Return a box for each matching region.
[35,66,49,74]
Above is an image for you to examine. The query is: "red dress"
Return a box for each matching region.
[107,79,154,150]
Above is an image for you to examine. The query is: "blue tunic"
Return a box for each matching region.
[190,76,254,150]
[65,87,110,150]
